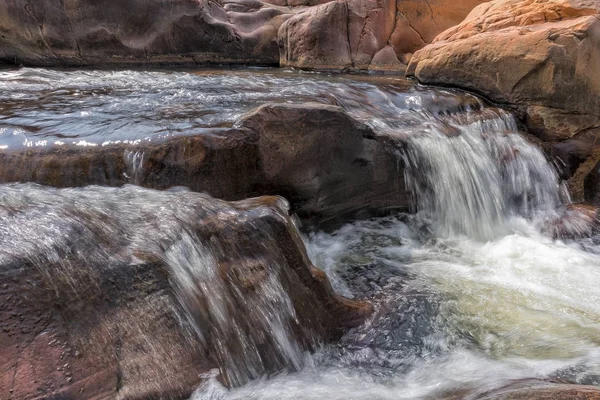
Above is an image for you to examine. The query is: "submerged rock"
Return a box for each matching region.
[407,0,600,194]
[0,103,409,226]
[0,185,371,399]
[539,203,600,239]
[474,380,600,400]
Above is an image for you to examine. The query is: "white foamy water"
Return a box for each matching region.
[192,105,600,399]
[191,214,600,399]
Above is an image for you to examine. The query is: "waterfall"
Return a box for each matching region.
[166,232,305,387]
[392,108,567,239]
[124,149,146,185]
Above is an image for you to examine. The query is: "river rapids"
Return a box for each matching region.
[1,68,599,399]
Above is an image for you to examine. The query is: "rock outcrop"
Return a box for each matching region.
[278,0,489,72]
[407,0,600,200]
[0,0,296,66]
[474,380,600,400]
[0,0,487,70]
[0,186,371,399]
[0,103,408,226]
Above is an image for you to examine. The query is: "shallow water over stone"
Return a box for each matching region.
[0,68,599,399]
[0,67,477,149]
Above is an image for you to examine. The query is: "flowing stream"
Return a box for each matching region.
[1,68,599,399]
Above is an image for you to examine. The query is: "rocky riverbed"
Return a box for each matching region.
[1,1,600,400]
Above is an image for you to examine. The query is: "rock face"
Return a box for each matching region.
[238,103,408,223]
[0,185,371,399]
[0,103,408,226]
[0,0,295,66]
[407,0,600,200]
[278,0,489,71]
[0,0,487,69]
[473,381,600,400]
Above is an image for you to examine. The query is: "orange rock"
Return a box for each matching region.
[278,0,488,71]
[408,0,600,142]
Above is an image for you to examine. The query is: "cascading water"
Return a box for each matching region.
[395,108,566,239]
[0,184,309,389]
[124,149,146,184]
[166,232,305,387]
[0,68,599,399]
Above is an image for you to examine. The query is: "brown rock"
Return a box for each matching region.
[407,0,600,199]
[0,103,409,226]
[475,381,600,400]
[540,203,600,239]
[408,0,600,141]
[0,0,299,67]
[278,0,488,71]
[0,128,263,200]
[237,102,408,224]
[569,146,600,203]
[278,1,354,70]
[0,188,371,398]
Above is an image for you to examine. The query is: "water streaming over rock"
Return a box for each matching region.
[0,184,324,391]
[123,149,145,184]
[166,232,305,387]
[394,108,567,239]
[0,68,599,399]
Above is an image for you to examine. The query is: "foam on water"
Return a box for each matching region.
[193,95,600,398]
[192,213,600,399]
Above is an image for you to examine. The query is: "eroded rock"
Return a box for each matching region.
[0,0,297,67]
[278,0,489,71]
[0,186,371,398]
[0,103,409,225]
[407,0,600,198]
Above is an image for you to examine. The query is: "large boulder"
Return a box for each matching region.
[0,0,298,66]
[0,103,409,225]
[0,185,371,399]
[237,103,408,223]
[407,0,600,197]
[278,0,489,72]
[0,0,487,68]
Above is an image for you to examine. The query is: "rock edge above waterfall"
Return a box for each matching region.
[407,0,600,202]
[0,186,372,399]
[0,103,409,227]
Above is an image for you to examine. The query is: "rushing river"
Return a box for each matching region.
[1,68,599,399]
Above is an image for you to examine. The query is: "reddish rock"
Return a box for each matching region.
[0,188,371,399]
[0,103,409,226]
[407,0,600,198]
[278,0,489,71]
[0,0,298,67]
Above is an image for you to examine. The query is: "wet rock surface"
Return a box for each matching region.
[0,186,371,399]
[473,380,600,400]
[0,103,409,226]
